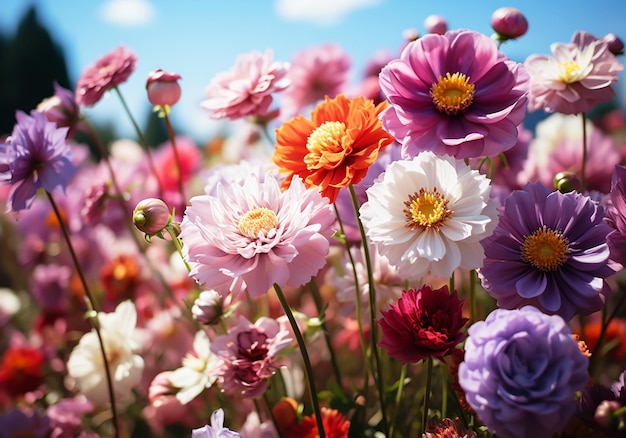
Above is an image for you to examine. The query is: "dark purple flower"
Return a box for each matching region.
[0,110,75,211]
[0,408,51,437]
[379,29,528,159]
[605,165,626,267]
[576,370,626,437]
[459,306,589,438]
[479,181,616,320]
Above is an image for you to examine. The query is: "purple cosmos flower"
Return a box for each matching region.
[605,165,626,267]
[192,408,242,438]
[479,182,615,320]
[210,316,291,398]
[0,110,75,211]
[459,306,589,438]
[379,29,528,159]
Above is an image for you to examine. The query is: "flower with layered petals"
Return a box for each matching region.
[283,407,350,438]
[75,45,137,106]
[192,409,242,438]
[0,110,75,211]
[210,316,291,398]
[67,300,144,405]
[201,49,290,120]
[180,171,334,297]
[479,182,616,320]
[525,30,623,114]
[360,151,498,280]
[379,29,528,159]
[605,165,626,267]
[0,345,46,397]
[459,306,589,438]
[273,94,393,203]
[378,285,468,363]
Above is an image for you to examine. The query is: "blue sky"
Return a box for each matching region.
[1,0,626,140]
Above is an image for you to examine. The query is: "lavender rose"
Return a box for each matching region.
[458,306,589,438]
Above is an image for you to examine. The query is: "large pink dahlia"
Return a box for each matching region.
[379,30,529,159]
[180,171,335,297]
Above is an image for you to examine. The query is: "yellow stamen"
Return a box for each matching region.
[430,72,475,115]
[521,226,569,272]
[557,60,581,83]
[404,187,452,230]
[238,207,278,238]
[304,121,347,169]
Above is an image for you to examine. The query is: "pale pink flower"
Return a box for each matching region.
[75,46,137,107]
[180,171,335,297]
[211,316,291,398]
[525,30,623,114]
[201,49,290,120]
[280,43,351,117]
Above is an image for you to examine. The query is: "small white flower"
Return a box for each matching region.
[169,330,221,404]
[67,300,144,405]
[360,151,498,280]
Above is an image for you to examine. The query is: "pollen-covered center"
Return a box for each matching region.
[404,187,452,230]
[304,121,347,170]
[238,207,278,238]
[430,72,475,116]
[557,60,582,83]
[521,226,569,272]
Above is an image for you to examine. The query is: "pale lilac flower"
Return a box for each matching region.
[0,110,75,211]
[280,43,351,117]
[459,306,589,438]
[525,30,624,114]
[47,397,94,438]
[379,30,529,159]
[31,263,72,314]
[180,172,334,297]
[36,82,82,137]
[201,49,290,120]
[605,165,626,267]
[211,316,291,398]
[192,408,242,438]
[75,45,137,106]
[423,14,447,35]
[360,151,498,280]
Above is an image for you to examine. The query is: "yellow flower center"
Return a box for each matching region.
[404,187,452,230]
[304,121,347,170]
[557,60,582,83]
[521,226,569,272]
[430,72,475,116]
[238,207,278,238]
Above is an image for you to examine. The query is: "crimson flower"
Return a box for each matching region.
[0,345,46,397]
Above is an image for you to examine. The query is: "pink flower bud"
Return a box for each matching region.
[424,15,447,35]
[146,69,182,107]
[191,290,224,325]
[133,198,171,234]
[36,82,82,137]
[594,400,621,430]
[491,7,528,40]
[604,33,625,56]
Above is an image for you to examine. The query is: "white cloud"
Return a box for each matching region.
[99,0,156,27]
[275,0,382,26]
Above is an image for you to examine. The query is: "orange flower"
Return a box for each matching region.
[283,407,350,438]
[273,94,392,203]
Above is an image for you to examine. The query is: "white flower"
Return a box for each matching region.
[67,300,144,405]
[169,330,221,404]
[360,151,498,280]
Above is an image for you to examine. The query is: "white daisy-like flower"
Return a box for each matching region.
[67,300,144,406]
[359,151,498,280]
[169,330,221,405]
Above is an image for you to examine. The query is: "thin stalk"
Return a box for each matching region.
[421,356,434,435]
[273,283,325,438]
[581,112,588,190]
[166,224,192,273]
[348,184,388,434]
[46,191,120,438]
[591,287,626,369]
[389,363,407,437]
[112,86,164,198]
[163,113,187,209]
[441,364,448,419]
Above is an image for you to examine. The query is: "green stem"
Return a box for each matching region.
[273,283,325,438]
[46,191,120,438]
[166,225,192,273]
[421,356,434,435]
[441,364,448,419]
[389,363,407,437]
[348,184,388,434]
[163,113,187,210]
[263,392,284,438]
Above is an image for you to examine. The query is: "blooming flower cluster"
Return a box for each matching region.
[1,7,626,438]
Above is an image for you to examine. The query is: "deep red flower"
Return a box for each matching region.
[283,407,350,438]
[0,346,46,397]
[377,285,468,363]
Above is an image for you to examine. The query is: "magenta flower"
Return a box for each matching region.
[377,285,468,363]
[180,171,335,297]
[491,7,529,40]
[146,69,182,107]
[75,45,138,107]
[379,30,529,160]
[211,316,291,398]
[605,165,626,267]
[525,30,623,114]
[0,110,75,211]
[201,49,290,120]
[280,43,351,117]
